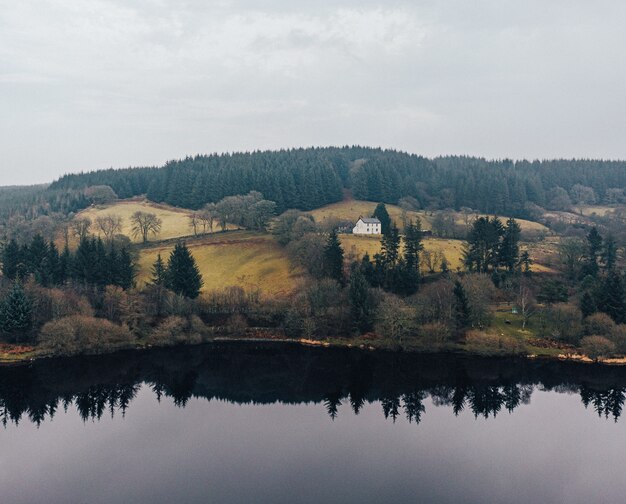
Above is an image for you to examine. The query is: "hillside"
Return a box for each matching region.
[309,199,549,235]
[77,199,236,243]
[136,231,301,295]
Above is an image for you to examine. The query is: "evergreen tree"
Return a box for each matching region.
[117,248,135,290]
[602,234,618,272]
[453,280,471,330]
[1,239,20,280]
[348,268,375,333]
[322,230,344,284]
[519,250,532,276]
[166,242,203,298]
[58,245,72,284]
[150,253,167,286]
[372,203,391,235]
[0,282,33,343]
[580,291,597,318]
[597,271,626,323]
[499,218,521,272]
[47,241,61,285]
[380,223,401,267]
[582,227,603,278]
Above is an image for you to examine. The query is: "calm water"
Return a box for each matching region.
[2,343,626,504]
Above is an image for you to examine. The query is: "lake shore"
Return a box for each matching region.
[1,331,622,367]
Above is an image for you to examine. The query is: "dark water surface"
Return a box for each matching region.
[2,343,626,504]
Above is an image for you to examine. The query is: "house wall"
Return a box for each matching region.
[352,220,381,235]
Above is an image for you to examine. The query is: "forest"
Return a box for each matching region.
[47,147,626,217]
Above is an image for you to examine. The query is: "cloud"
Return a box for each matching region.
[1,1,626,184]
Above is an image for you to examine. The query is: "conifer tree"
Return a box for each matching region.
[166,242,203,298]
[580,291,597,318]
[372,203,391,235]
[583,227,603,278]
[0,282,33,343]
[499,218,521,272]
[1,239,20,280]
[322,230,344,284]
[602,234,618,272]
[150,253,167,286]
[348,268,375,333]
[453,280,471,330]
[117,248,135,290]
[598,271,626,323]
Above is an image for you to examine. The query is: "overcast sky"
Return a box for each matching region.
[1,0,625,186]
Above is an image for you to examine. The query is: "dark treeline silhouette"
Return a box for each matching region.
[48,147,626,216]
[2,343,626,427]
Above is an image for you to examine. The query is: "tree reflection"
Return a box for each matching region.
[2,344,626,427]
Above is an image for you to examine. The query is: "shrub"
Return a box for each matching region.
[415,322,453,349]
[609,325,626,354]
[584,313,616,337]
[580,335,616,361]
[39,315,133,356]
[146,316,188,346]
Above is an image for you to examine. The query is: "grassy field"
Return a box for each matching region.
[340,234,466,271]
[309,199,549,234]
[77,199,236,243]
[310,200,430,229]
[137,231,301,296]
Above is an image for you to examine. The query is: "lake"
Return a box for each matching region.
[1,343,626,504]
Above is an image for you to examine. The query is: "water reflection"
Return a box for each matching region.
[2,343,626,427]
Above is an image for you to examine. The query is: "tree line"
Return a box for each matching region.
[46,147,626,218]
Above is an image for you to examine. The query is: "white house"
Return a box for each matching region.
[353,217,381,235]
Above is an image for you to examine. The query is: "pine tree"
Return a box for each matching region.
[602,234,618,272]
[372,203,391,235]
[322,230,344,284]
[583,227,603,278]
[166,242,203,298]
[0,282,33,343]
[117,248,135,290]
[150,253,167,286]
[1,239,20,280]
[453,280,471,330]
[598,271,626,323]
[499,218,521,272]
[349,268,375,333]
[580,291,597,318]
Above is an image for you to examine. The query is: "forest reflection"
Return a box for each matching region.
[2,343,626,427]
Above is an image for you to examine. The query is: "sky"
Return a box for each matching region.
[1,0,626,186]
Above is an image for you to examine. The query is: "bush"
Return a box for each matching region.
[580,335,616,361]
[39,315,133,356]
[610,325,626,354]
[414,322,453,349]
[146,316,188,346]
[584,313,616,337]
[538,303,583,344]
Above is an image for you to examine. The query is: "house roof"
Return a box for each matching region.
[359,218,381,224]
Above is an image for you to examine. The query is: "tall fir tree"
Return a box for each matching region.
[322,230,344,284]
[453,280,471,330]
[372,203,391,235]
[0,282,33,343]
[348,267,375,333]
[166,242,203,298]
[1,239,20,280]
[150,253,167,286]
[499,218,521,272]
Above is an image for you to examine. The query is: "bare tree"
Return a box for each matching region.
[130,211,162,243]
[517,281,537,329]
[95,214,123,243]
[71,217,92,241]
[200,203,217,233]
[188,213,201,237]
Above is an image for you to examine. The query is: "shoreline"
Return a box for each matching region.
[1,334,622,368]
